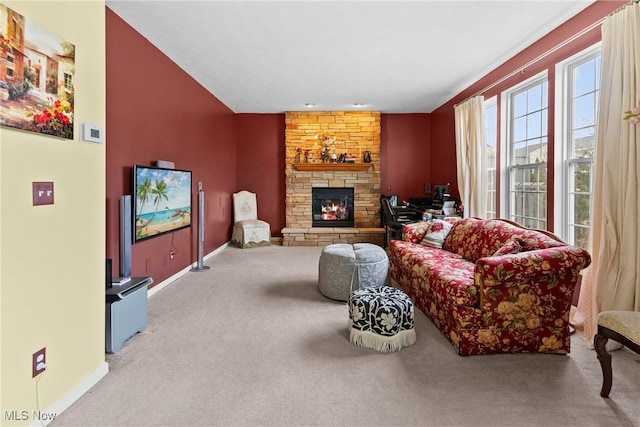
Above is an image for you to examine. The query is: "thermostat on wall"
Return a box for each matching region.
[81,123,103,143]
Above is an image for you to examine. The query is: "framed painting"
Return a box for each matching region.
[0,5,75,139]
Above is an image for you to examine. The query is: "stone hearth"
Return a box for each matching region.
[282,111,384,246]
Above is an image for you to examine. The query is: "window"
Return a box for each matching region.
[484,97,497,219]
[555,45,600,248]
[64,73,73,91]
[503,74,548,229]
[6,52,14,77]
[491,44,601,244]
[8,18,16,38]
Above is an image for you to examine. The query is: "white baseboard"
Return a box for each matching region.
[33,362,109,426]
[147,241,229,298]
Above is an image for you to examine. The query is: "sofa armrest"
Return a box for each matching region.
[474,246,591,321]
[401,221,431,243]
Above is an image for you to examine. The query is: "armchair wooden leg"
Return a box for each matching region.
[593,333,612,398]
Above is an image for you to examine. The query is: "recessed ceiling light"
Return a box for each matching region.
[353,103,365,107]
[304,103,315,108]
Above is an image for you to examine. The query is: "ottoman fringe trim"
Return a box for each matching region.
[348,320,416,353]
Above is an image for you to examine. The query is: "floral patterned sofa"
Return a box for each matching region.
[389,217,591,356]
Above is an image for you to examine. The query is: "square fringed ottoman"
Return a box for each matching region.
[348,286,416,352]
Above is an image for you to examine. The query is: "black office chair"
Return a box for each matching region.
[380,196,420,247]
[380,194,405,227]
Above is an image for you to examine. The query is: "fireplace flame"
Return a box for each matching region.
[321,202,348,220]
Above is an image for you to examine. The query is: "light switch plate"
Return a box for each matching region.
[33,182,54,205]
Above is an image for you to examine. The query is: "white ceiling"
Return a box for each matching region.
[105,0,595,113]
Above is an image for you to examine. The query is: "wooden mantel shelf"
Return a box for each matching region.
[292,162,372,172]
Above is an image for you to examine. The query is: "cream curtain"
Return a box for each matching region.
[573,1,640,343]
[454,96,487,218]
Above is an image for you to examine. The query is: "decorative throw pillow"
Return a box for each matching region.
[517,237,543,251]
[420,219,453,249]
[492,239,523,257]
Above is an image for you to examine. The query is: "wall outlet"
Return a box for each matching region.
[32,347,46,378]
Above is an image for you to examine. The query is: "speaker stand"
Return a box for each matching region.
[191,182,210,272]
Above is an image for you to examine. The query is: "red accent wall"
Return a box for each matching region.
[234,113,430,235]
[430,0,626,223]
[380,114,432,202]
[106,9,236,285]
[106,0,625,285]
[236,114,286,236]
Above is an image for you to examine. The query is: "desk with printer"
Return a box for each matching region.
[380,185,461,246]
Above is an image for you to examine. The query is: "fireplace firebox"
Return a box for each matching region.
[312,187,354,227]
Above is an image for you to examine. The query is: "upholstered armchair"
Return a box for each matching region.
[231,191,271,248]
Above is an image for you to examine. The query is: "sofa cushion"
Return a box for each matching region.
[390,240,478,308]
[444,218,565,263]
[427,255,478,308]
[420,219,453,249]
[402,221,432,243]
[402,218,461,244]
[492,239,523,256]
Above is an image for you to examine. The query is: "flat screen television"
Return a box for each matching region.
[133,165,192,243]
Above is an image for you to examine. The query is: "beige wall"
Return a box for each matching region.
[0,1,106,424]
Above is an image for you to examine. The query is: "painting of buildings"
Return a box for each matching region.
[0,4,75,139]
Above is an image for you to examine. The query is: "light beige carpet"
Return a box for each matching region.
[53,246,639,426]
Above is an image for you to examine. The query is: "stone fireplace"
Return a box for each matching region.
[282,111,384,246]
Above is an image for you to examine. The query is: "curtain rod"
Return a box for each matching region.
[454,15,607,108]
[610,0,639,16]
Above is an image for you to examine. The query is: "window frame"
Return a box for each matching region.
[64,72,73,91]
[484,96,497,219]
[500,70,549,228]
[553,43,601,247]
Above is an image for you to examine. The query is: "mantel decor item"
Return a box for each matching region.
[0,5,76,139]
[293,163,372,172]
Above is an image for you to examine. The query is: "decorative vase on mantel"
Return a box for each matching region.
[321,148,329,163]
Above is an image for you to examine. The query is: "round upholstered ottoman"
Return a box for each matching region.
[318,243,389,301]
[348,286,416,352]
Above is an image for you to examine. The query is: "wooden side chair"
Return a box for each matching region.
[593,311,640,397]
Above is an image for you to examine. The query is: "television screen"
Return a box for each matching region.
[133,165,192,243]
